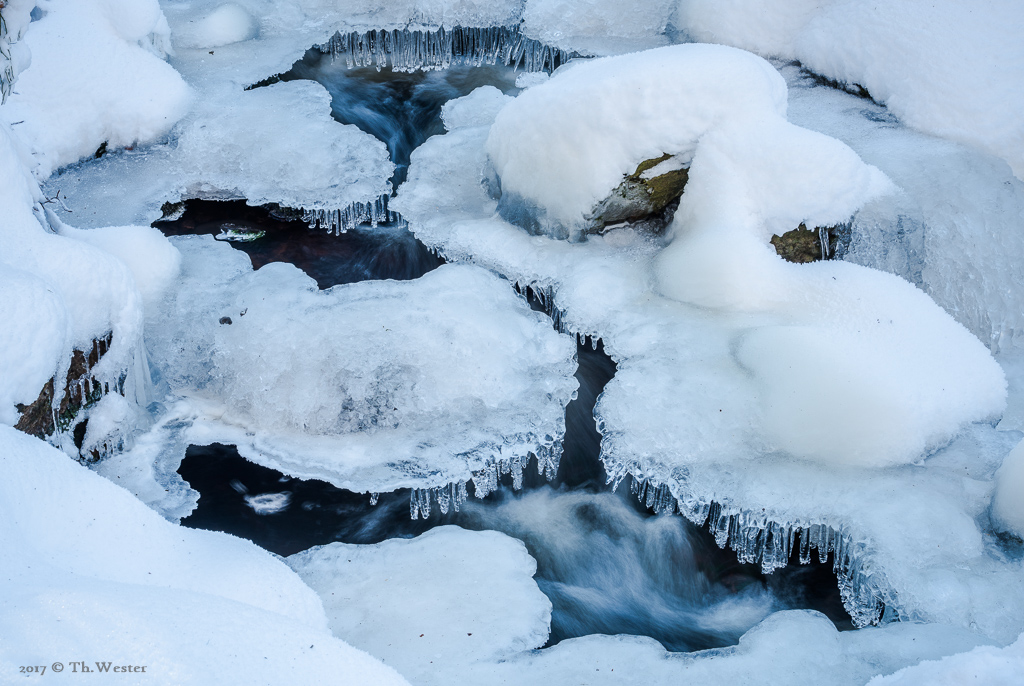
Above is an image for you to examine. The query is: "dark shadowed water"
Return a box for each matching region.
[278,52,520,186]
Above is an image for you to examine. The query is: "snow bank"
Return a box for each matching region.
[288,526,551,683]
[674,0,1024,180]
[145,236,577,497]
[0,0,33,100]
[1,0,189,178]
[0,424,410,685]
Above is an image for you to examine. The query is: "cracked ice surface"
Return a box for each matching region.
[393,46,1021,638]
[141,235,577,497]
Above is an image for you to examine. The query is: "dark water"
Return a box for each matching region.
[278,51,520,186]
[178,336,852,651]
[156,199,443,288]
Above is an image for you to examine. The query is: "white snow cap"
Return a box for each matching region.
[486,44,793,239]
[175,3,260,49]
[1,0,189,177]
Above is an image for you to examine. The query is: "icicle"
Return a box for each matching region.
[320,25,574,74]
[369,492,379,506]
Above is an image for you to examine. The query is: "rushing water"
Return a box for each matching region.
[280,51,521,186]
[168,58,853,655]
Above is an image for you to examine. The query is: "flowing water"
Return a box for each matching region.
[167,57,853,655]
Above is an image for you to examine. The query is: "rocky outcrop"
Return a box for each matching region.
[584,153,689,235]
[15,332,119,461]
[771,222,850,263]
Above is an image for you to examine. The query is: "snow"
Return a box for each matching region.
[0,0,190,178]
[673,0,1024,180]
[175,3,260,49]
[288,526,551,683]
[868,632,1024,686]
[442,85,514,132]
[486,44,791,240]
[141,236,577,496]
[781,65,1024,351]
[522,0,675,54]
[0,424,411,685]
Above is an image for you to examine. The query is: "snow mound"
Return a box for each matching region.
[442,85,514,132]
[146,236,577,497]
[487,44,791,240]
[288,526,551,683]
[674,0,1024,180]
[0,0,189,178]
[0,424,410,685]
[176,3,260,49]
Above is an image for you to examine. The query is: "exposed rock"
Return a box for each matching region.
[771,222,851,263]
[584,153,689,235]
[15,332,119,461]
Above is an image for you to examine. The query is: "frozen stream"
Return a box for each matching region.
[168,201,851,652]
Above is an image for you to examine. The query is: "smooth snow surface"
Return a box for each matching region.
[674,0,1024,180]
[176,3,260,49]
[144,236,577,496]
[0,425,411,685]
[868,632,1024,686]
[288,526,551,683]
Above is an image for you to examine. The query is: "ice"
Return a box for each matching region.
[288,526,551,683]
[868,632,1024,686]
[673,0,1024,180]
[782,66,1024,351]
[0,0,189,179]
[522,0,675,55]
[441,85,514,132]
[0,424,411,685]
[141,236,577,497]
[245,491,292,515]
[43,79,393,232]
[992,439,1024,538]
[320,25,572,73]
[393,49,1019,637]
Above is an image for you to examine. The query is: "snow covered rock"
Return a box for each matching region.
[288,526,551,683]
[0,0,189,178]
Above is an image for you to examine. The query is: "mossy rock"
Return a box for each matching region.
[771,223,851,263]
[584,153,689,234]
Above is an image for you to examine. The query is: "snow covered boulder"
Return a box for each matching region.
[486,44,787,240]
